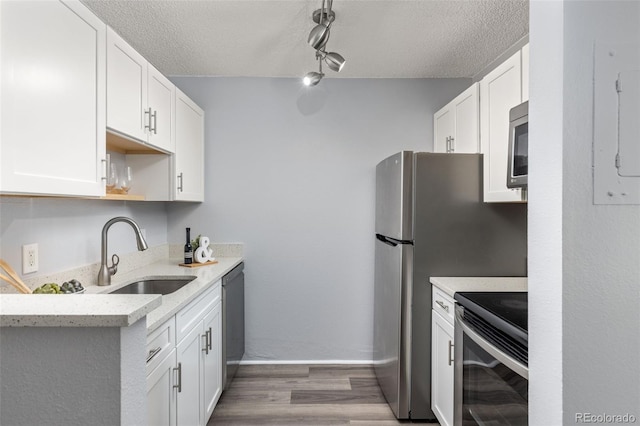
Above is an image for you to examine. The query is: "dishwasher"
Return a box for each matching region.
[222,262,245,390]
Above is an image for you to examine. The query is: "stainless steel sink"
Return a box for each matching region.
[110,277,196,295]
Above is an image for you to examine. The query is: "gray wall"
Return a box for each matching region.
[530,0,640,423]
[168,77,470,361]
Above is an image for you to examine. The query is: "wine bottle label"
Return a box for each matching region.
[184,252,193,259]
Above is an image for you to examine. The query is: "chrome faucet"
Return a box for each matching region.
[97,217,149,286]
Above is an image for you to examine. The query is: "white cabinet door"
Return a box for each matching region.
[432,310,455,426]
[480,50,523,202]
[147,349,177,426]
[106,27,148,143]
[147,64,175,153]
[0,0,105,197]
[434,106,454,153]
[174,89,205,202]
[452,83,479,154]
[107,28,175,154]
[203,303,222,422]
[433,83,479,154]
[521,43,530,102]
[177,324,204,426]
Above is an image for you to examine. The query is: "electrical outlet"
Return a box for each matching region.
[22,243,38,274]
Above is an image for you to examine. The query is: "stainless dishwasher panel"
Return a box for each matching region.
[222,262,245,390]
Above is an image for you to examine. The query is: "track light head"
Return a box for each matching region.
[308,23,331,50]
[321,51,345,72]
[303,71,324,86]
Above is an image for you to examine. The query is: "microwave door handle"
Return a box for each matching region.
[455,308,528,379]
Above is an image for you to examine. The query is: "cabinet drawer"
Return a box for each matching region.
[176,280,221,344]
[146,316,176,376]
[432,287,455,325]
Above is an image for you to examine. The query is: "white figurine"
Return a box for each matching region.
[194,236,215,263]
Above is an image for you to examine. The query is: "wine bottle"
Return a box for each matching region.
[184,227,193,264]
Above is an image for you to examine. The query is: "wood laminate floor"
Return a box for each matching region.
[208,364,431,425]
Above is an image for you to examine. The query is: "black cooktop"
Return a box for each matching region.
[454,292,528,360]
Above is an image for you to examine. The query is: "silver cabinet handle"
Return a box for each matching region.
[448,340,454,366]
[450,136,455,153]
[445,136,450,153]
[207,327,212,351]
[177,173,184,192]
[101,159,107,181]
[173,362,182,392]
[436,300,449,312]
[144,107,153,132]
[146,347,162,363]
[202,333,209,355]
[151,110,157,134]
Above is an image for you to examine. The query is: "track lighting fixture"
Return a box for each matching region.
[302,0,345,86]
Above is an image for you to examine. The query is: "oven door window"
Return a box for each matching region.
[461,333,528,425]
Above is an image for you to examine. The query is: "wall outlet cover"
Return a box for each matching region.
[22,243,38,274]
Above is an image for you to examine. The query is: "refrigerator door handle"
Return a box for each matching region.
[376,234,413,247]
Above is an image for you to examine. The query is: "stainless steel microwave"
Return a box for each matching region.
[507,101,528,189]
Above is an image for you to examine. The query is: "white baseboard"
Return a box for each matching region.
[239,359,373,366]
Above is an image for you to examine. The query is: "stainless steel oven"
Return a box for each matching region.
[453,292,528,426]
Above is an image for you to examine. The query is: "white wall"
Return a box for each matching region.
[530,0,640,423]
[0,198,168,280]
[168,77,470,361]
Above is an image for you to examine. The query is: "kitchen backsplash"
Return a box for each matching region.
[0,242,244,293]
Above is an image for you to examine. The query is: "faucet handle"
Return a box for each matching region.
[109,254,120,276]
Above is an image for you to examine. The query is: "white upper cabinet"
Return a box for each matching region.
[434,83,479,154]
[522,43,530,102]
[107,28,175,153]
[480,50,524,202]
[174,89,205,202]
[0,0,106,197]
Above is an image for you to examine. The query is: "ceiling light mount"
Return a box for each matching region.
[302,0,345,87]
[312,9,336,24]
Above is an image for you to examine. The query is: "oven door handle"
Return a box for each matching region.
[455,308,529,380]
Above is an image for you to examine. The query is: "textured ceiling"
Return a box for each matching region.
[81,0,529,79]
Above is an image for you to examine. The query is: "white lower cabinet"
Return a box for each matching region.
[146,281,222,425]
[203,305,223,421]
[147,349,178,426]
[431,288,455,426]
[177,324,204,426]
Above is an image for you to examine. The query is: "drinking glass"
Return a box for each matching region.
[106,163,118,193]
[120,166,133,194]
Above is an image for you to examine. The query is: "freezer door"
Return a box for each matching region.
[373,237,412,419]
[375,151,413,241]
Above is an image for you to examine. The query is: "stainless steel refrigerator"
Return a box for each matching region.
[373,151,527,420]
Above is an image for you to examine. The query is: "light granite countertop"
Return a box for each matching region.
[0,256,243,332]
[0,294,161,327]
[429,276,528,298]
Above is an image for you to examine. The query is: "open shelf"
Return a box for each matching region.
[101,193,145,201]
